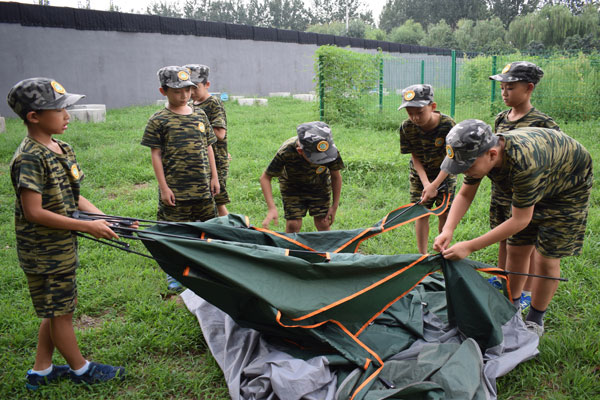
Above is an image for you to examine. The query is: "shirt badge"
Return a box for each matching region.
[198,122,206,133]
[70,164,80,179]
[315,166,326,174]
[435,137,444,147]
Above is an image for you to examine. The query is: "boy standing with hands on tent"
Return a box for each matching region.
[487,61,560,310]
[398,84,456,254]
[260,121,343,233]
[184,64,231,216]
[433,120,592,336]
[8,78,126,388]
[142,66,219,291]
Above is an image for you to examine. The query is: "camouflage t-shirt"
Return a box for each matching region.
[464,128,592,208]
[495,107,559,133]
[265,136,345,196]
[193,96,228,174]
[141,108,217,201]
[400,113,456,177]
[10,137,82,274]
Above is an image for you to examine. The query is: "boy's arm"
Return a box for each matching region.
[422,170,449,202]
[411,154,430,189]
[207,145,220,196]
[433,181,480,252]
[213,127,226,141]
[20,189,118,239]
[325,169,342,226]
[259,171,279,229]
[150,148,175,206]
[440,205,534,260]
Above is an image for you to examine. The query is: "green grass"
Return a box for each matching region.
[1,98,599,399]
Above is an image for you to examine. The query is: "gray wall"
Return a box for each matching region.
[0,22,453,118]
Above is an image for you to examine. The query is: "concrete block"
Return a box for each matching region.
[237,98,256,106]
[68,104,106,123]
[293,94,316,102]
[0,116,5,133]
[269,92,291,97]
[254,98,268,106]
[230,96,245,103]
[309,90,316,95]
[156,99,167,106]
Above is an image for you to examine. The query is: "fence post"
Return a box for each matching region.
[420,60,425,84]
[490,55,497,116]
[379,56,384,111]
[318,54,324,121]
[450,50,456,119]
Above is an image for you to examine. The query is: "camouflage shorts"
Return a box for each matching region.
[158,198,217,222]
[25,271,77,318]
[409,172,456,209]
[489,182,512,229]
[282,193,330,220]
[508,179,592,258]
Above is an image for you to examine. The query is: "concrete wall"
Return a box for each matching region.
[0,22,453,117]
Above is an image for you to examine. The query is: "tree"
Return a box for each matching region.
[365,26,387,40]
[147,1,183,18]
[487,0,540,27]
[310,0,369,25]
[420,20,457,48]
[38,0,50,4]
[306,21,347,35]
[389,19,425,44]
[267,0,311,30]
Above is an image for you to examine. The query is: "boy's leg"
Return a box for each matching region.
[49,313,86,369]
[33,318,54,371]
[505,244,535,301]
[415,217,430,255]
[314,216,330,231]
[282,194,307,233]
[308,194,333,232]
[286,219,303,233]
[217,205,229,216]
[529,251,560,311]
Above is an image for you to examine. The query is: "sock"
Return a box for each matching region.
[72,360,90,376]
[522,290,532,297]
[31,365,53,376]
[526,305,546,326]
[512,297,521,308]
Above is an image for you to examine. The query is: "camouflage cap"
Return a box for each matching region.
[441,119,499,175]
[183,64,209,84]
[157,66,197,89]
[297,121,339,165]
[398,84,434,109]
[7,77,85,120]
[489,61,544,84]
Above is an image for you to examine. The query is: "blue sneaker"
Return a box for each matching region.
[487,276,503,291]
[520,293,532,312]
[166,275,183,292]
[26,364,70,390]
[69,362,125,384]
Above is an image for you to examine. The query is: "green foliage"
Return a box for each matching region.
[365,26,388,41]
[454,18,512,53]
[315,45,381,124]
[307,21,347,35]
[420,20,457,48]
[389,19,425,45]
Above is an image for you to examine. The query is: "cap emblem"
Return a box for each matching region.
[404,90,415,101]
[178,71,190,81]
[501,64,511,74]
[446,145,454,159]
[51,81,66,94]
[317,140,329,152]
[435,137,444,147]
[70,164,80,179]
[315,166,326,174]
[198,122,206,133]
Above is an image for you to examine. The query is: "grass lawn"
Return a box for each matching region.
[0,98,599,399]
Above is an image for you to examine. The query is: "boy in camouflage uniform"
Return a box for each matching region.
[7,78,125,388]
[398,84,456,254]
[434,120,592,336]
[260,121,344,233]
[488,61,560,309]
[184,64,231,216]
[141,66,219,291]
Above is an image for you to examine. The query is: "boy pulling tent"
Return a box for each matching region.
[76,198,543,399]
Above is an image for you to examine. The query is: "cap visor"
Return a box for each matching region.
[168,81,197,88]
[489,74,520,82]
[306,146,339,165]
[440,156,471,175]
[43,93,86,110]
[398,100,431,110]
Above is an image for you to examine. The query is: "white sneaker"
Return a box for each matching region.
[525,320,544,337]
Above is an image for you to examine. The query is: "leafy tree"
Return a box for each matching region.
[310,0,367,25]
[306,21,347,35]
[108,0,121,12]
[420,20,457,48]
[389,19,425,44]
[454,19,476,50]
[38,0,50,5]
[487,0,540,27]
[267,0,311,30]
[147,1,183,18]
[365,26,388,40]
[347,19,367,38]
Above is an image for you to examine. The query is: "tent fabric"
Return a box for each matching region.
[139,201,534,400]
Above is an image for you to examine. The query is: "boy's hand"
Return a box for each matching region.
[161,187,176,206]
[325,207,337,226]
[433,230,453,252]
[421,183,438,203]
[262,208,279,229]
[85,219,119,239]
[440,241,474,260]
[210,177,220,196]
